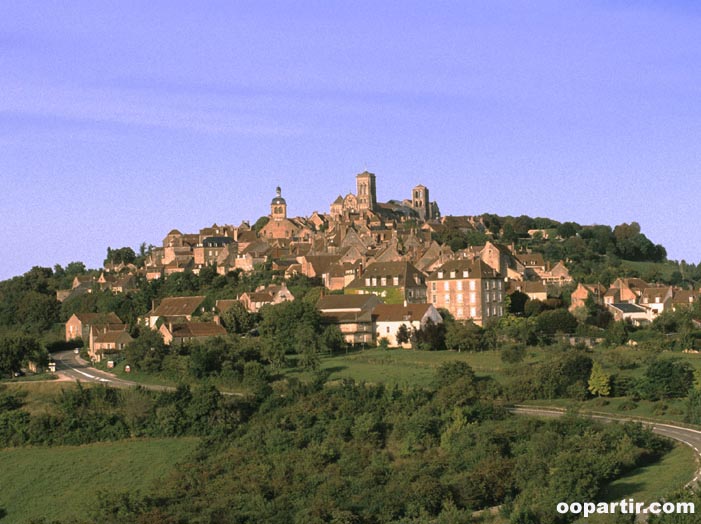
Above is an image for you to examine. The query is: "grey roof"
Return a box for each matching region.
[610,303,647,313]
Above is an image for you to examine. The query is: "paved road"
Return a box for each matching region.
[52,350,242,396]
[53,350,176,392]
[511,406,701,490]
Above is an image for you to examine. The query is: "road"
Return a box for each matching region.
[52,350,176,392]
[511,406,701,490]
[52,350,242,396]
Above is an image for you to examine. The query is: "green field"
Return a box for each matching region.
[575,443,697,524]
[0,437,199,523]
[284,347,546,388]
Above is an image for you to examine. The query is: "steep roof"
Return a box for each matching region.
[347,261,425,289]
[151,296,206,317]
[73,312,122,325]
[427,259,499,280]
[372,303,433,322]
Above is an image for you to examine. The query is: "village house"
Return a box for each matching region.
[372,303,443,348]
[426,259,504,326]
[159,321,227,346]
[508,280,548,302]
[345,261,427,304]
[569,283,606,312]
[317,294,382,345]
[607,302,652,326]
[145,296,207,329]
[639,286,674,317]
[239,282,294,313]
[65,312,123,342]
[90,329,134,362]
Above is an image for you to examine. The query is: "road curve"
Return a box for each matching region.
[52,350,242,396]
[53,349,177,392]
[511,405,701,490]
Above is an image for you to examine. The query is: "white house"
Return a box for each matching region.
[372,303,443,348]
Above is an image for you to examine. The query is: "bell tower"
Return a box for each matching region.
[412,184,430,220]
[270,186,287,221]
[355,171,377,213]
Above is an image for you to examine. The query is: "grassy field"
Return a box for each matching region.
[1,381,84,416]
[619,260,680,281]
[574,443,697,524]
[284,347,548,388]
[0,437,199,523]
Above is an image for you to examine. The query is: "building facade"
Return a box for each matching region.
[426,259,504,326]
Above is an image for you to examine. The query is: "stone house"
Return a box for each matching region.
[373,303,443,348]
[426,259,504,326]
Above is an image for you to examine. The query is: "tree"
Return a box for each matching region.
[445,321,483,352]
[124,329,168,372]
[220,301,254,334]
[396,324,411,345]
[0,334,43,376]
[588,362,611,397]
[104,246,137,266]
[639,360,694,400]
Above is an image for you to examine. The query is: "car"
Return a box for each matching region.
[13,370,25,378]
[74,348,80,354]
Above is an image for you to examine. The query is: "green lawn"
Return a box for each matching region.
[0,437,199,523]
[575,443,697,524]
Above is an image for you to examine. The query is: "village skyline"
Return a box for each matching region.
[3,1,701,279]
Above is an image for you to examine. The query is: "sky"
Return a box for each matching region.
[1,0,700,280]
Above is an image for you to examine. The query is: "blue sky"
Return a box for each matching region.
[1,1,700,280]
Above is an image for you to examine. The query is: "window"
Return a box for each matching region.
[431,282,436,291]
[371,277,377,286]
[386,326,390,333]
[365,278,371,286]
[444,294,450,304]
[469,280,476,291]
[456,281,463,291]
[438,271,443,279]
[432,294,437,304]
[457,307,464,318]
[444,281,450,291]
[393,276,399,286]
[470,292,476,304]
[457,294,463,303]
[463,270,469,278]
[381,277,387,286]
[450,271,456,278]
[470,307,477,318]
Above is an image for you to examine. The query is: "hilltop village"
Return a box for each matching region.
[51,170,700,361]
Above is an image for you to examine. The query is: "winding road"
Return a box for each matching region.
[511,406,701,490]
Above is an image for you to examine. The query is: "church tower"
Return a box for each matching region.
[412,184,431,220]
[355,171,377,213]
[270,186,287,221]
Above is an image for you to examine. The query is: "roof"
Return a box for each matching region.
[151,296,206,317]
[347,261,425,289]
[610,303,647,314]
[72,312,122,325]
[215,299,240,314]
[94,330,133,344]
[317,294,381,312]
[508,280,546,294]
[427,259,499,280]
[170,322,227,338]
[372,303,433,322]
[332,195,344,205]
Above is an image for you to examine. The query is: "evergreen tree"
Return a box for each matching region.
[588,362,611,397]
